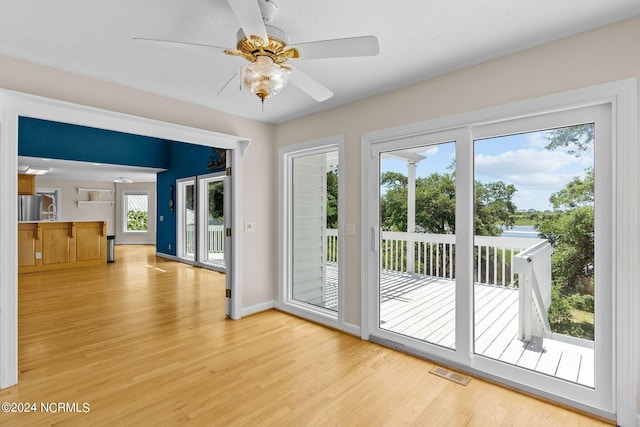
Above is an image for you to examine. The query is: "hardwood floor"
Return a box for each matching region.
[0,246,610,426]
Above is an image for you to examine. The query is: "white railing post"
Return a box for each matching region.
[514,255,533,341]
[406,234,415,274]
[513,240,553,341]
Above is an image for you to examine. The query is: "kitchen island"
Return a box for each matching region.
[18,221,107,273]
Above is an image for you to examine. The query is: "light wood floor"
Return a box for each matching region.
[0,246,610,426]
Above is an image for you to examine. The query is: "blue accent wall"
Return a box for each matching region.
[156,144,226,256]
[19,117,171,168]
[19,117,225,256]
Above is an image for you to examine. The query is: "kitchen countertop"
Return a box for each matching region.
[18,220,107,224]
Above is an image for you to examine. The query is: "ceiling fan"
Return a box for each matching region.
[134,0,379,105]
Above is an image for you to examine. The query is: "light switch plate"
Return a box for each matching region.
[244,222,255,233]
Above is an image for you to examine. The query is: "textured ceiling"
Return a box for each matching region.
[0,1,639,125]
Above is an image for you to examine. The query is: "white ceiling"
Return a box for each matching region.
[1,0,638,125]
[18,156,163,183]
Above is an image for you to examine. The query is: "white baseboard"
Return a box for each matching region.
[242,300,275,317]
[155,252,182,262]
[343,322,361,337]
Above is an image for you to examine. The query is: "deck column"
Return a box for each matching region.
[407,160,416,273]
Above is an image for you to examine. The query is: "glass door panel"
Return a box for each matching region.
[473,124,596,387]
[200,178,226,269]
[367,104,614,414]
[177,179,196,261]
[291,150,339,312]
[379,141,456,349]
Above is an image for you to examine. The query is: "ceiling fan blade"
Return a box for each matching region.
[290,35,379,60]
[288,66,333,102]
[226,0,269,44]
[133,37,228,54]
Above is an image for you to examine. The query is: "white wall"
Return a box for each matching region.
[35,179,159,245]
[35,177,116,234]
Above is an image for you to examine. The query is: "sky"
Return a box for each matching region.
[381,129,593,211]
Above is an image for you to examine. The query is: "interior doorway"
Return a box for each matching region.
[0,90,248,390]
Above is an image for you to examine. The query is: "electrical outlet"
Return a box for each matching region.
[159,215,164,221]
[244,222,255,233]
[168,244,172,250]
[35,252,42,259]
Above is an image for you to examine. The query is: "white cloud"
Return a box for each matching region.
[527,132,549,148]
[475,149,580,180]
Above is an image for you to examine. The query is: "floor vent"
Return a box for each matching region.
[430,366,472,386]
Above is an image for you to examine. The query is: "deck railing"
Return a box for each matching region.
[326,228,553,342]
[513,240,554,341]
[327,228,339,263]
[379,231,547,288]
[185,224,224,255]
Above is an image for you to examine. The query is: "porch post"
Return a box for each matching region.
[407,161,416,273]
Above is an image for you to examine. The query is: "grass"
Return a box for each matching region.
[513,218,536,226]
[571,309,594,341]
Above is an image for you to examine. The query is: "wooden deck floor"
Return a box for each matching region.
[325,265,594,387]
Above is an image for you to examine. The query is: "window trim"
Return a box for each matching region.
[278,135,345,330]
[121,190,150,234]
[36,187,62,220]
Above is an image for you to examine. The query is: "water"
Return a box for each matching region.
[501,225,538,239]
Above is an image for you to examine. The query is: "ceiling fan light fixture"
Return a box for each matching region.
[240,55,290,101]
[114,177,133,184]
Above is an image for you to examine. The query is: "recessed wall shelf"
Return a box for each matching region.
[76,187,114,194]
[76,187,114,205]
[77,200,114,206]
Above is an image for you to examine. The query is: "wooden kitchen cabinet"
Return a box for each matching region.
[18,221,107,273]
[18,174,35,195]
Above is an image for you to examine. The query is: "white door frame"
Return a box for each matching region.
[197,171,229,272]
[176,177,197,261]
[360,79,637,424]
[0,89,249,389]
[278,135,346,330]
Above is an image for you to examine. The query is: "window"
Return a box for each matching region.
[36,187,61,220]
[123,192,149,233]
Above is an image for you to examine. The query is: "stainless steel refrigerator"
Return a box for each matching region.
[18,195,42,221]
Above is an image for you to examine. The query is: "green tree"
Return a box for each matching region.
[475,181,517,236]
[536,170,594,294]
[537,124,595,339]
[380,171,516,236]
[208,182,224,222]
[326,170,338,229]
[127,210,149,231]
[545,124,593,156]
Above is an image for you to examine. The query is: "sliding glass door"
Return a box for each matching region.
[365,104,614,413]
